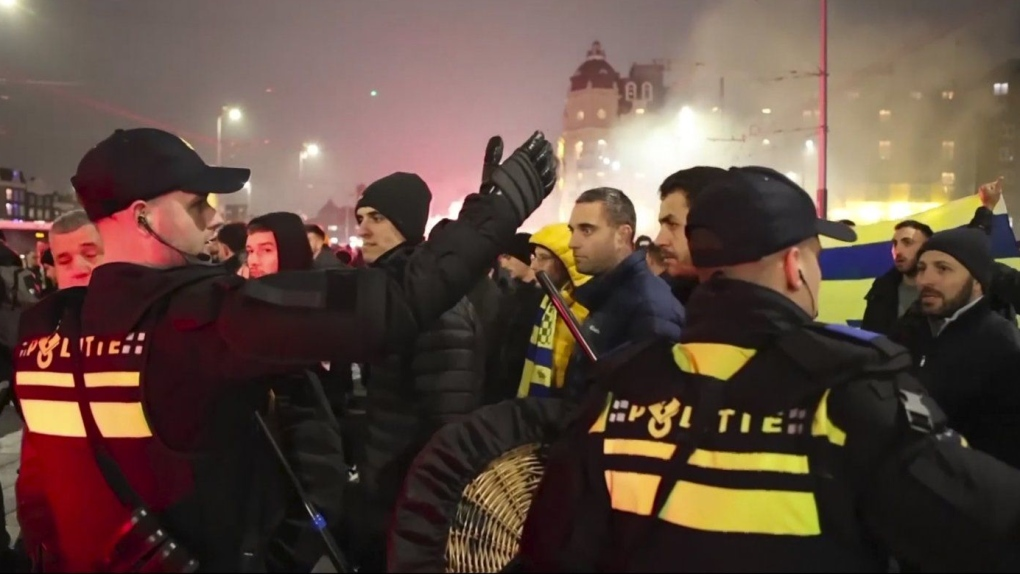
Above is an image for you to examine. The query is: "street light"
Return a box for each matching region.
[299,142,321,180]
[216,106,243,166]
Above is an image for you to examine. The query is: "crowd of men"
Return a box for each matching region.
[1,124,1020,572]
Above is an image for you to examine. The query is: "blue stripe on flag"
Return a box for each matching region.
[821,214,1019,281]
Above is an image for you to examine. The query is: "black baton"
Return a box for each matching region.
[255,412,352,573]
[536,270,598,363]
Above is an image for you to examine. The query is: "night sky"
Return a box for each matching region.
[0,0,1016,217]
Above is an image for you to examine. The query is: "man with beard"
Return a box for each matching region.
[890,227,1020,469]
[860,220,934,334]
[862,179,1006,334]
[653,167,730,305]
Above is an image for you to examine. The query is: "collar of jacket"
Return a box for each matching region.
[572,250,648,310]
[926,296,991,336]
[681,277,812,348]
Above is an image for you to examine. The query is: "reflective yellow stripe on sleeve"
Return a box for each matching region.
[659,481,821,536]
[811,389,847,446]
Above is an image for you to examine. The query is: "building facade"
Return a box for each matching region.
[554,42,669,223]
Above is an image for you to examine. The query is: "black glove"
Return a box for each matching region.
[480,136,504,194]
[485,131,557,224]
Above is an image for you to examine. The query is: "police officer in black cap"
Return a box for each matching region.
[13,127,555,572]
[520,167,1020,572]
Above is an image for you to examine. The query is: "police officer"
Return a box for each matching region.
[13,127,555,573]
[519,167,1020,572]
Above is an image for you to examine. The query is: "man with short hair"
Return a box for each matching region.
[861,219,934,333]
[350,171,491,571]
[47,210,104,289]
[863,181,1007,334]
[654,166,731,305]
[12,127,556,572]
[566,187,683,393]
[889,227,1020,469]
[305,223,342,269]
[521,167,1020,572]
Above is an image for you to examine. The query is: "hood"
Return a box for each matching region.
[530,223,590,289]
[248,212,314,272]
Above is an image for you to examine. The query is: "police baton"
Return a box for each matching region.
[535,270,598,363]
[255,412,352,573]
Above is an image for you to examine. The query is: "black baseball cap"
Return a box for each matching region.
[71,128,251,221]
[686,166,856,267]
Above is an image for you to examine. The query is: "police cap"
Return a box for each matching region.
[71,128,250,221]
[686,166,857,267]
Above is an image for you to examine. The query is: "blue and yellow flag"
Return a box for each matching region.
[818,196,1020,326]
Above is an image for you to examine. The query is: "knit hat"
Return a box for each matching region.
[917,227,993,287]
[505,232,533,265]
[356,172,433,244]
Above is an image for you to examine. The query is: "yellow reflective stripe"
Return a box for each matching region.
[84,372,140,388]
[672,343,757,381]
[660,481,821,536]
[811,389,847,446]
[589,393,613,434]
[20,399,86,437]
[90,402,152,438]
[16,371,73,388]
[687,450,810,474]
[604,470,660,515]
[603,438,676,460]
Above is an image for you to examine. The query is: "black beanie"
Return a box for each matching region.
[917,227,993,287]
[248,212,314,272]
[356,172,432,244]
[506,232,533,265]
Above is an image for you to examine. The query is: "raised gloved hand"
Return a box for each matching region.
[479,135,504,194]
[485,131,558,224]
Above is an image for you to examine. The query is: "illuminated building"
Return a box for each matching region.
[552,41,669,222]
[974,59,1018,198]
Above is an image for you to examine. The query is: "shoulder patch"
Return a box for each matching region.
[804,321,907,362]
[823,323,882,341]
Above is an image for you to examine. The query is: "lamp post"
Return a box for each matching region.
[216,106,243,166]
[298,142,321,181]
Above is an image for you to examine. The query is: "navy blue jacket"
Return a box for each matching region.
[565,250,685,394]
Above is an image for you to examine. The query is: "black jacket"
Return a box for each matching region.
[313,249,344,269]
[566,251,685,393]
[860,267,905,334]
[358,244,487,536]
[889,298,1020,468]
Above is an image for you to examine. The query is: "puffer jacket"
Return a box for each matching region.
[354,243,486,556]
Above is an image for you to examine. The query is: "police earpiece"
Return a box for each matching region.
[798,269,818,318]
